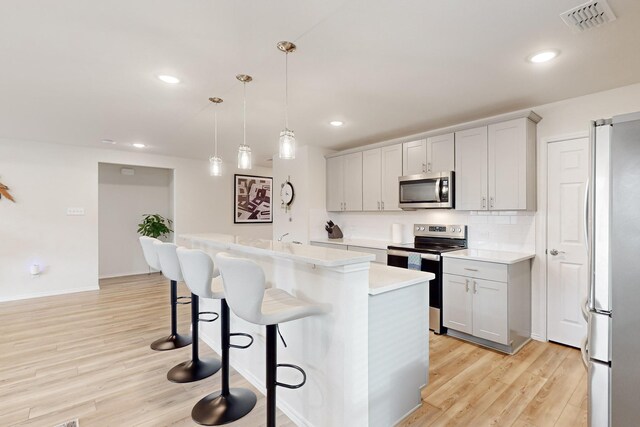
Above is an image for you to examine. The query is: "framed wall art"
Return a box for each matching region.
[234,174,272,224]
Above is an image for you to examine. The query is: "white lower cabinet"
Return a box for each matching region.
[443,258,531,354]
[442,274,473,335]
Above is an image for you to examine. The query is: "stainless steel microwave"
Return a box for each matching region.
[398,171,454,209]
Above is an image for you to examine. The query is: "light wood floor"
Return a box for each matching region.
[0,274,294,426]
[399,333,588,427]
[0,273,587,427]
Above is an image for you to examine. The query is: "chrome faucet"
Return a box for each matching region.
[278,232,290,242]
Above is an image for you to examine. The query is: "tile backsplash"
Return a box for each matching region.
[312,209,535,253]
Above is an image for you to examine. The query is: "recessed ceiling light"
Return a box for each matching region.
[527,50,559,63]
[330,120,344,127]
[101,139,116,145]
[132,143,146,148]
[157,75,180,84]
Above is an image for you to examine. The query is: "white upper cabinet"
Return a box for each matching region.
[488,118,537,210]
[362,148,382,211]
[455,126,488,210]
[426,133,455,172]
[380,144,402,211]
[455,118,536,211]
[343,152,363,211]
[326,152,363,212]
[402,139,427,176]
[326,156,345,212]
[361,144,402,211]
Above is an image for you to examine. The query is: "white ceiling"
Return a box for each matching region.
[1,0,639,166]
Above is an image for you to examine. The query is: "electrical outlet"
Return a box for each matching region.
[66,207,85,216]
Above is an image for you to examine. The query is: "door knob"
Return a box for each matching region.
[549,249,565,256]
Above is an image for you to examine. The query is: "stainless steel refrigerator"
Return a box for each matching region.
[583,111,640,426]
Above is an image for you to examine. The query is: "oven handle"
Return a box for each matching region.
[387,250,440,261]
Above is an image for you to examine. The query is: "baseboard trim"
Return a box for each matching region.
[200,333,311,427]
[99,270,158,279]
[530,333,546,342]
[0,285,100,303]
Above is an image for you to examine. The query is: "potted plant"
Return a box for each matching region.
[137,214,173,240]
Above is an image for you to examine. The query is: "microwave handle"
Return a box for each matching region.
[435,178,441,202]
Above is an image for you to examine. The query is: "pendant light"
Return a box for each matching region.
[236,74,253,170]
[208,97,224,176]
[277,41,297,159]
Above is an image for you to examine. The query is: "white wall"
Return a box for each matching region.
[98,163,172,279]
[0,138,272,301]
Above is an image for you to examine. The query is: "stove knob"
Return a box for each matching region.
[419,227,425,231]
[450,227,455,232]
[457,228,462,233]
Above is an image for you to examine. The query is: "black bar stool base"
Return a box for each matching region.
[167,358,221,383]
[150,333,192,351]
[192,388,257,426]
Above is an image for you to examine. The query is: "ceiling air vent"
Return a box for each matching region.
[561,0,617,32]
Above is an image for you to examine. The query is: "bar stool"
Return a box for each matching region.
[139,236,192,351]
[177,248,257,425]
[215,252,327,427]
[155,242,221,383]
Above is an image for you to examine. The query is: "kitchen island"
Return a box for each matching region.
[180,233,433,427]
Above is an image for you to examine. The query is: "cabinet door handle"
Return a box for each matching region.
[344,202,346,211]
[427,162,431,172]
[473,281,478,294]
[381,201,385,210]
[377,201,380,210]
[422,163,426,172]
[465,279,469,293]
[464,268,478,272]
[481,197,486,209]
[490,197,495,208]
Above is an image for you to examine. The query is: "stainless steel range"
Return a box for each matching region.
[387,224,467,334]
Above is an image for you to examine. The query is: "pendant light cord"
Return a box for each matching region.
[214,109,218,156]
[243,82,247,147]
[285,52,289,129]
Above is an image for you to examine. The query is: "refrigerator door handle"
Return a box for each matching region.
[583,178,589,254]
[580,337,589,370]
[581,297,590,322]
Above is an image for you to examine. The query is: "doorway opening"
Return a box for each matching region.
[98,163,174,283]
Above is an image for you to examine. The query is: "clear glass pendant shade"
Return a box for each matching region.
[279,129,296,159]
[237,145,252,170]
[209,156,223,176]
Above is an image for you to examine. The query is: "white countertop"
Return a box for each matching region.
[442,249,535,265]
[368,263,434,295]
[181,233,375,268]
[310,238,407,251]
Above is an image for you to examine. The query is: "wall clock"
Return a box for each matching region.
[280,178,295,211]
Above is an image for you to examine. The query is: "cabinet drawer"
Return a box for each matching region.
[443,258,508,282]
[347,246,387,264]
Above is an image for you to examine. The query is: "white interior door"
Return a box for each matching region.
[547,137,589,347]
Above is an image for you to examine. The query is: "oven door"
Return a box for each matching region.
[398,172,453,210]
[387,250,445,334]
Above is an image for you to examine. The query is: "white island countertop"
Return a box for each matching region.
[442,248,535,264]
[180,233,375,268]
[369,263,434,295]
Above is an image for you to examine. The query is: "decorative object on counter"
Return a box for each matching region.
[280,176,295,213]
[277,41,297,160]
[234,174,272,223]
[137,214,173,239]
[208,97,224,176]
[325,220,344,239]
[0,181,15,202]
[236,74,253,170]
